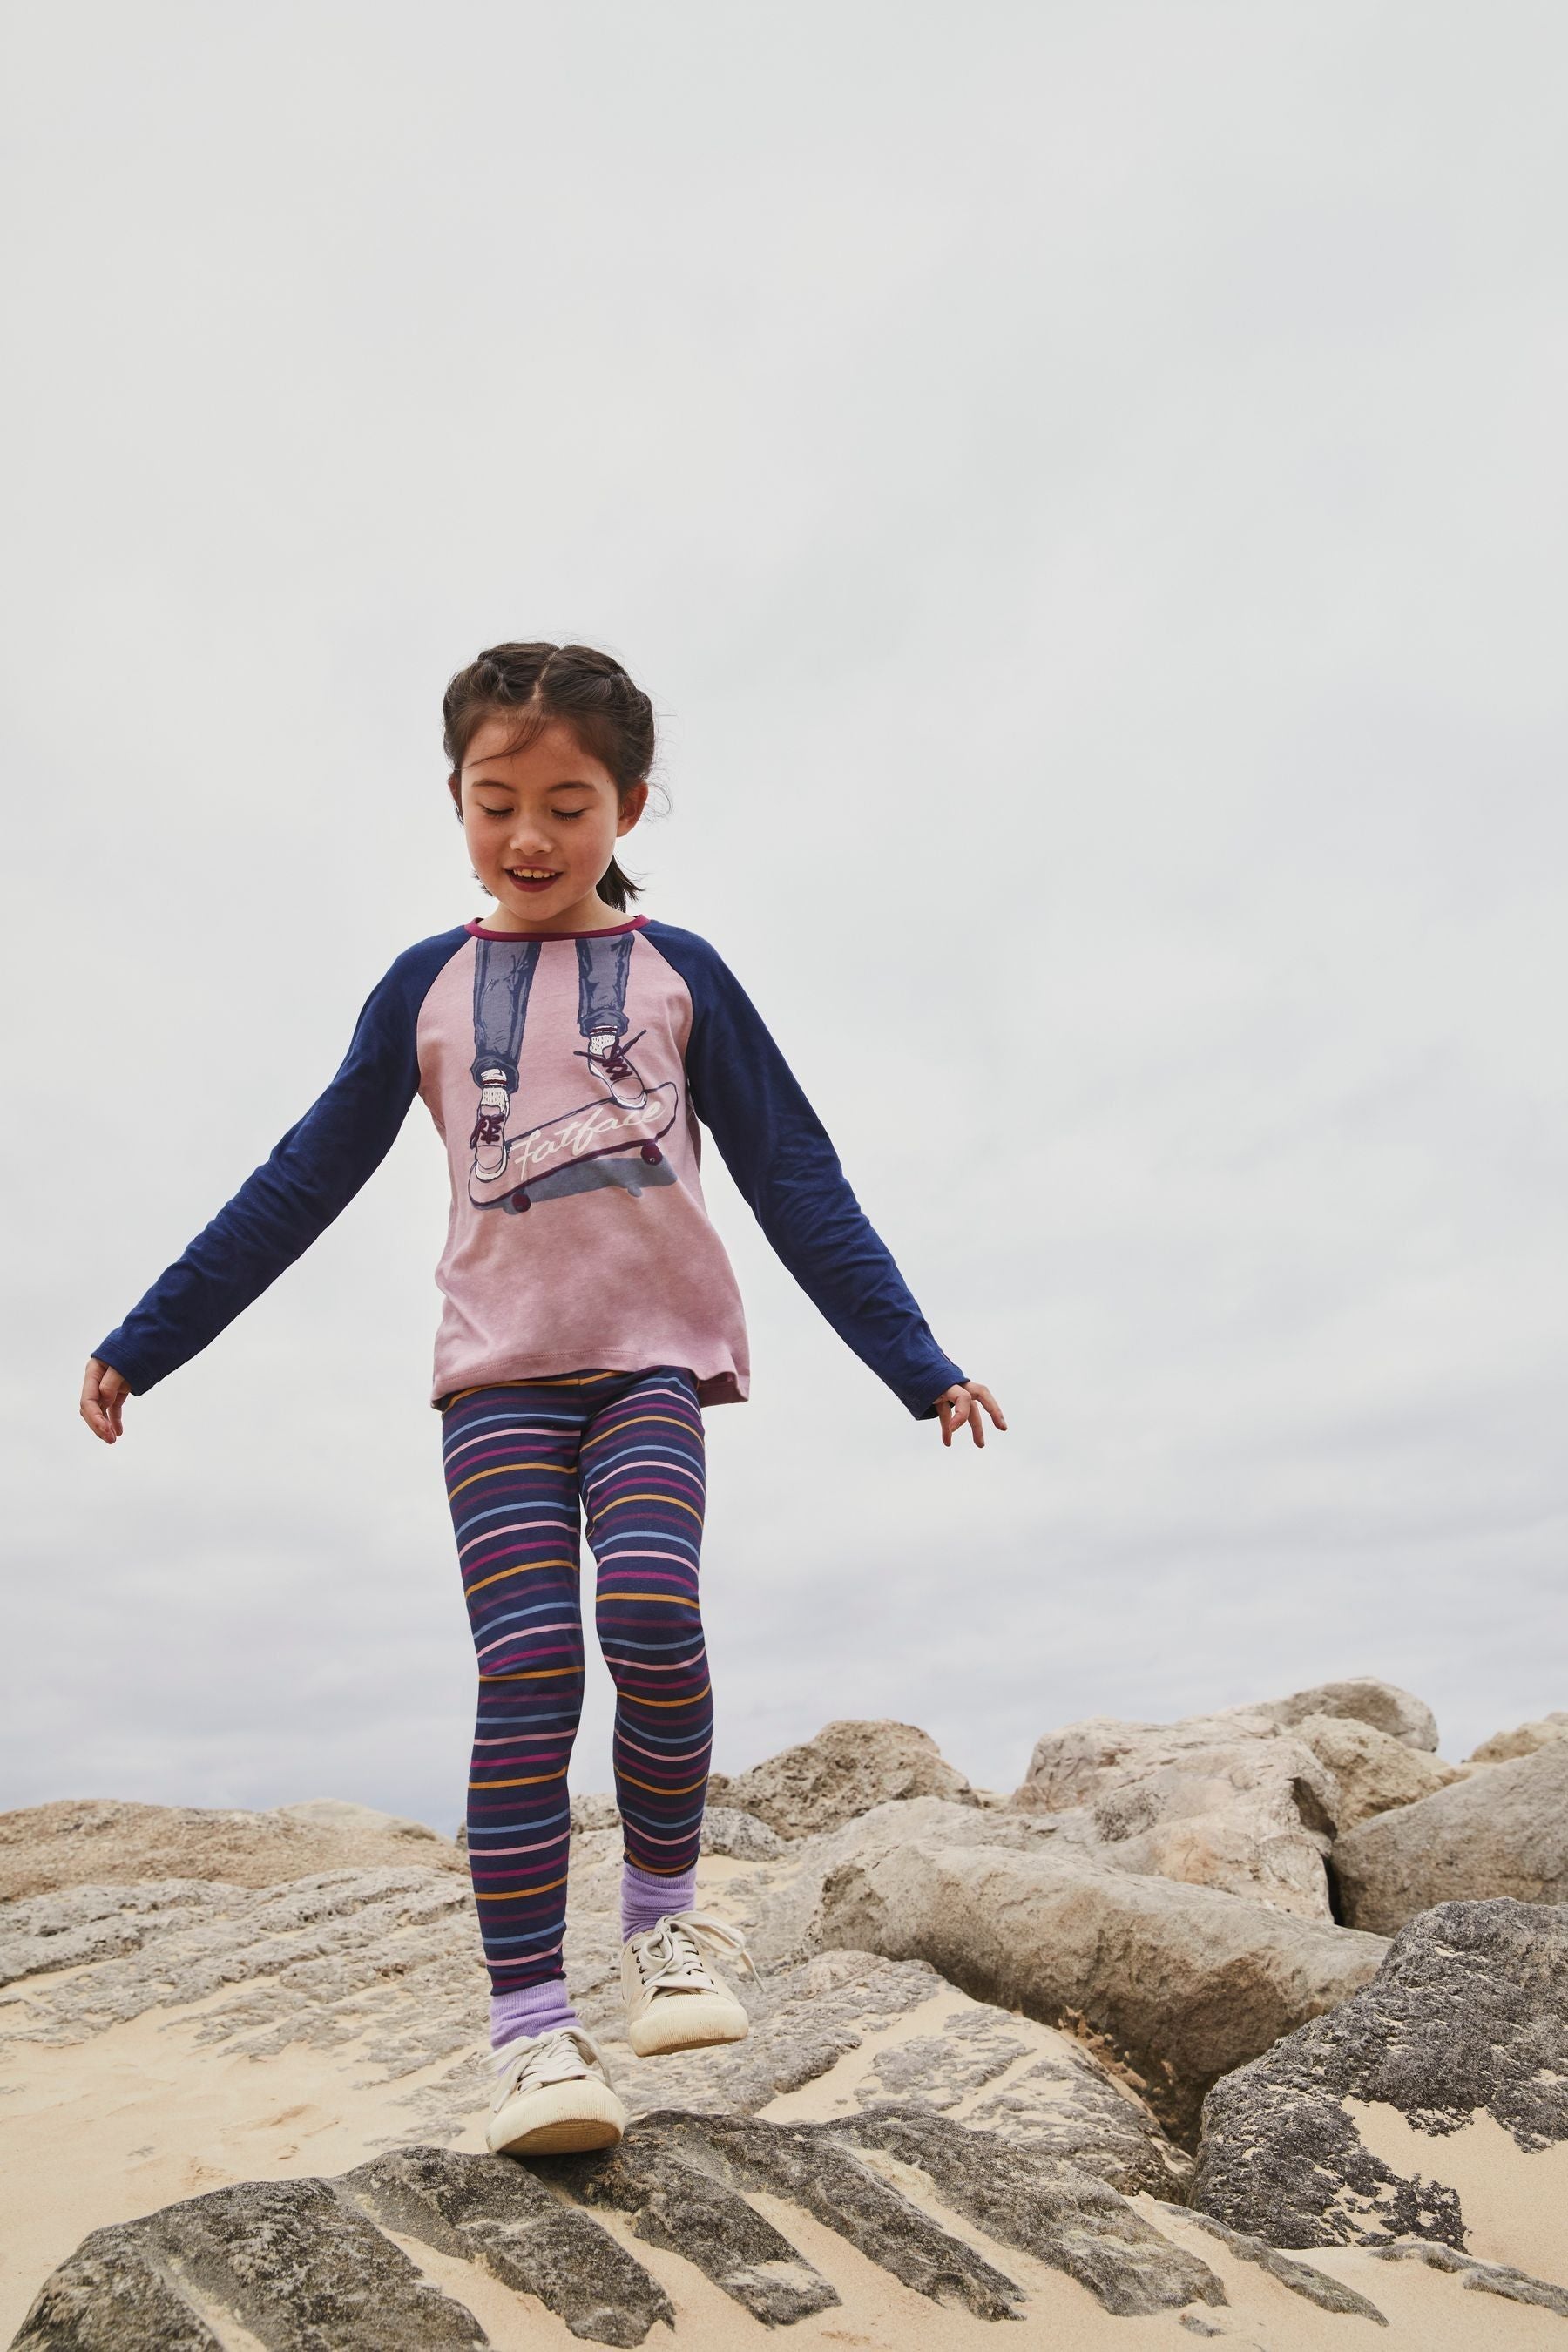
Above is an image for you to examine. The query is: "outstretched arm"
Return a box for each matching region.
[649,923,1002,1435]
[80,929,466,1441]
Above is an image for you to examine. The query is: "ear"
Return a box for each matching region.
[617,779,651,837]
[446,771,463,816]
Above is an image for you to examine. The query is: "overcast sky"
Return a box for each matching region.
[3,3,1565,1830]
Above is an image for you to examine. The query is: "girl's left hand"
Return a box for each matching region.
[934,1382,1006,1449]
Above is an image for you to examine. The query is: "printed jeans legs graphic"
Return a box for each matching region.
[576,930,632,1042]
[470,933,632,1087]
[441,1367,712,1993]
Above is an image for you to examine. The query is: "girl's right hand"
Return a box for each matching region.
[80,1357,130,1444]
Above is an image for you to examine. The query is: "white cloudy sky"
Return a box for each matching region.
[3,3,1565,1831]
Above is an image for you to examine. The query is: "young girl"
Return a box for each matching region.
[79,641,1004,2157]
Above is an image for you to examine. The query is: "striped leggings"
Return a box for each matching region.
[440,1367,713,1993]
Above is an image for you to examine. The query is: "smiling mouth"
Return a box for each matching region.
[506,868,560,885]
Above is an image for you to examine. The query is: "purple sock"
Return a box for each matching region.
[490,1976,580,2060]
[621,1857,697,1943]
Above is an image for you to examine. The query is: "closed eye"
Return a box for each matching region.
[476,804,587,820]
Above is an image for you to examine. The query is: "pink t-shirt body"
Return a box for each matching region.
[419,916,748,1407]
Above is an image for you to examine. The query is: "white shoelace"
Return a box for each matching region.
[628,1909,761,1994]
[493,2024,605,2100]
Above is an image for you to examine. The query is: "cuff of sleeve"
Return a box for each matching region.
[91,1336,156,1396]
[904,1359,967,1420]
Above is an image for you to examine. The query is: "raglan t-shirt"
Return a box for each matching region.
[95,914,966,1420]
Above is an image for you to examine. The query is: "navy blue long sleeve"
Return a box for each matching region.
[643,921,965,1419]
[95,930,469,1393]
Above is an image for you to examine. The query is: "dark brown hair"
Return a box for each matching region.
[443,641,658,912]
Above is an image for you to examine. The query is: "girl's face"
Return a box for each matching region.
[450,713,648,931]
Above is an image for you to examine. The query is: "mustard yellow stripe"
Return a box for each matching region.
[449,1463,577,1500]
[602,1591,700,1608]
[595,1491,704,1524]
[625,1683,712,1708]
[468,1769,569,1788]
[478,1666,579,1684]
[617,1770,709,1796]
[585,1412,699,1437]
[474,1874,569,1900]
[465,1557,578,1597]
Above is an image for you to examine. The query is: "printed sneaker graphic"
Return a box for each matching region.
[467,1084,679,1214]
[470,1072,512,1179]
[580,1024,648,1111]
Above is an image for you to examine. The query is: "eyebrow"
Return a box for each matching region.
[467,770,598,791]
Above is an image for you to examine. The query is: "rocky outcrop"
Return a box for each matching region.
[30,2105,1412,2348]
[1179,2210,1390,2320]
[343,2140,679,2340]
[0,1796,460,1903]
[1189,1898,1568,2247]
[1233,1677,1440,1752]
[1469,1708,1568,1764]
[707,1718,977,1837]
[700,1804,787,1859]
[813,1826,1387,2139]
[0,1868,487,2105]
[1366,2237,1568,2317]
[1333,1739,1568,1933]
[1287,1712,1461,1830]
[1013,1708,1342,1919]
[1007,1680,1461,1922]
[16,1699,1568,2345]
[12,2174,489,2351]
[0,1816,1193,2196]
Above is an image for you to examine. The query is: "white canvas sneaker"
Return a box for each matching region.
[485,2024,626,2156]
[620,1910,759,2058]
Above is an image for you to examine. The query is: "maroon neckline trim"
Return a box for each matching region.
[464,914,649,943]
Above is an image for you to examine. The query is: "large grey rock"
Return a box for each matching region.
[813,1829,1387,2139]
[1334,1739,1568,1933]
[709,1718,977,1837]
[341,2141,674,2344]
[1287,1713,1461,1831]
[1010,1682,1450,1921]
[539,2123,843,2324]
[1468,1708,1568,1764]
[0,1797,459,1903]
[700,1804,787,1860]
[1189,1898,1568,2248]
[828,2105,1226,2317]
[10,2175,487,2351]
[1014,1711,1342,1919]
[1235,1678,1440,1752]
[9,2238,228,2352]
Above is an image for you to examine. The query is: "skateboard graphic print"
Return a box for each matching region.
[466,932,679,1216]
